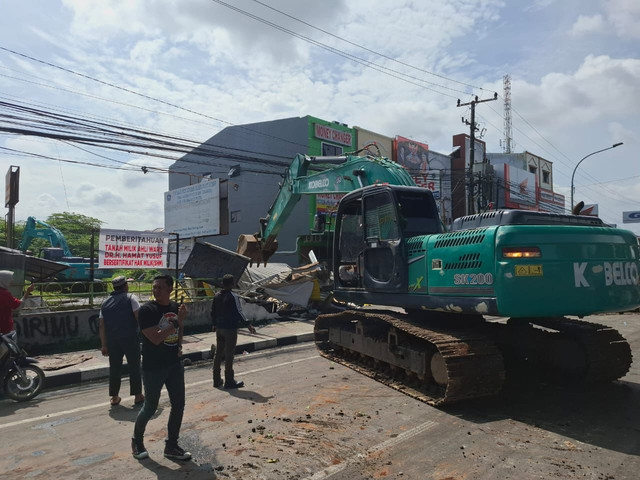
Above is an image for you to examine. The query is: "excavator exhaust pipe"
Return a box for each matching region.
[237,234,278,267]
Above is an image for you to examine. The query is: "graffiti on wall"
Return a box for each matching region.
[14,299,214,348]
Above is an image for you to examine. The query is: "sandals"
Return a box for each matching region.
[110,396,121,406]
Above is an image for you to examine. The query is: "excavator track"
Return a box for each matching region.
[315,311,632,406]
[495,316,632,384]
[314,310,505,406]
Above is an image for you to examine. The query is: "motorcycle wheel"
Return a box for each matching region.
[4,365,45,401]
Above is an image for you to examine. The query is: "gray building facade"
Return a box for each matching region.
[169,117,313,264]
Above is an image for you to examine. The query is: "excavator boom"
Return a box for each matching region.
[237,154,415,265]
[18,217,73,256]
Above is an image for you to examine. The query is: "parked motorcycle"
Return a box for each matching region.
[0,334,45,401]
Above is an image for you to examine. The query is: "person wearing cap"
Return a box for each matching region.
[99,275,144,407]
[0,270,35,344]
[211,274,256,389]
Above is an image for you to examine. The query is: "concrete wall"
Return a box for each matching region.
[15,299,214,351]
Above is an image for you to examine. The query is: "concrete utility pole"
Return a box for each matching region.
[457,93,497,214]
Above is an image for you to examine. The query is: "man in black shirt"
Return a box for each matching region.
[99,276,144,407]
[211,274,255,389]
[131,275,191,461]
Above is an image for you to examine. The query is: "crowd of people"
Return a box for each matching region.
[3,269,254,462]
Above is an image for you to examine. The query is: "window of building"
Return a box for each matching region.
[529,166,537,174]
[322,142,343,156]
[542,170,550,184]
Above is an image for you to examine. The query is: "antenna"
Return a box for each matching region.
[503,74,513,153]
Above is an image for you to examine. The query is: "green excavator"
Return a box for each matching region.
[238,153,639,405]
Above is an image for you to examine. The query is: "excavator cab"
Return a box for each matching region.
[333,185,441,294]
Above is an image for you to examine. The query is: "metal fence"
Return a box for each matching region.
[15,278,216,313]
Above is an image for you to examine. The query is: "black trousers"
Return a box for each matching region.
[213,329,238,383]
[107,335,142,397]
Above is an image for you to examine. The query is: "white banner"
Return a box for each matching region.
[99,229,170,269]
[623,211,640,223]
[164,179,220,238]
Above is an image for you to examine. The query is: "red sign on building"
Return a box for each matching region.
[314,124,353,146]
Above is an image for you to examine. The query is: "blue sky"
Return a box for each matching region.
[1,0,639,233]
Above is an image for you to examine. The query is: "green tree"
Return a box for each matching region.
[0,218,25,249]
[45,212,103,258]
[14,212,103,258]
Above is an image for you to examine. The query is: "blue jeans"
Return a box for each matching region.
[133,362,185,446]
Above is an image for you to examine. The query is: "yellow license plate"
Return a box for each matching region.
[515,265,543,276]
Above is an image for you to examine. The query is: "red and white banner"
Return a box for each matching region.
[99,229,170,269]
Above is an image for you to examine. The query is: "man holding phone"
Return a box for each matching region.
[131,275,191,461]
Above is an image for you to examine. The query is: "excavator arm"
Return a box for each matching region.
[238,153,415,265]
[18,216,73,257]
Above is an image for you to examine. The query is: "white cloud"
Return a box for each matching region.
[130,39,166,71]
[570,1,640,40]
[570,14,605,36]
[605,0,640,40]
[512,55,640,130]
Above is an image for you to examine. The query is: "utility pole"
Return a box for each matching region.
[457,93,497,214]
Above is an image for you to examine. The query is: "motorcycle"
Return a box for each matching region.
[0,333,45,401]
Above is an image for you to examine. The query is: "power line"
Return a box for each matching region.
[0,46,311,152]
[245,0,486,93]
[209,0,467,99]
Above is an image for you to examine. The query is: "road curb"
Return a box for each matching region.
[43,332,314,390]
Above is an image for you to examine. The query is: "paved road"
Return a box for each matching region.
[2,314,640,479]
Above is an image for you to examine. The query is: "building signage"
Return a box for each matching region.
[164,179,221,238]
[99,229,170,268]
[538,187,565,214]
[316,194,344,213]
[412,172,440,199]
[580,204,599,216]
[394,136,429,173]
[623,211,640,223]
[496,163,537,209]
[314,124,353,146]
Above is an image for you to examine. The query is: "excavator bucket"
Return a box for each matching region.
[237,235,278,267]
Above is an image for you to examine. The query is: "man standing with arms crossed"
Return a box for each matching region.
[211,274,255,389]
[99,276,144,407]
[131,275,191,461]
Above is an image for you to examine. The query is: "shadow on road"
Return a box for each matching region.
[0,394,47,414]
[136,456,218,479]
[225,388,273,403]
[446,374,640,456]
[108,404,164,422]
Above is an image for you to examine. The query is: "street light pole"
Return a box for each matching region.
[571,142,623,211]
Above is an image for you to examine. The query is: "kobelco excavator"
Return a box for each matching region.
[238,153,639,405]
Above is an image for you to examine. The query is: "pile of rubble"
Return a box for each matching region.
[234,262,335,323]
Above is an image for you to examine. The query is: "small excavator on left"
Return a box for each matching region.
[19,216,110,283]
